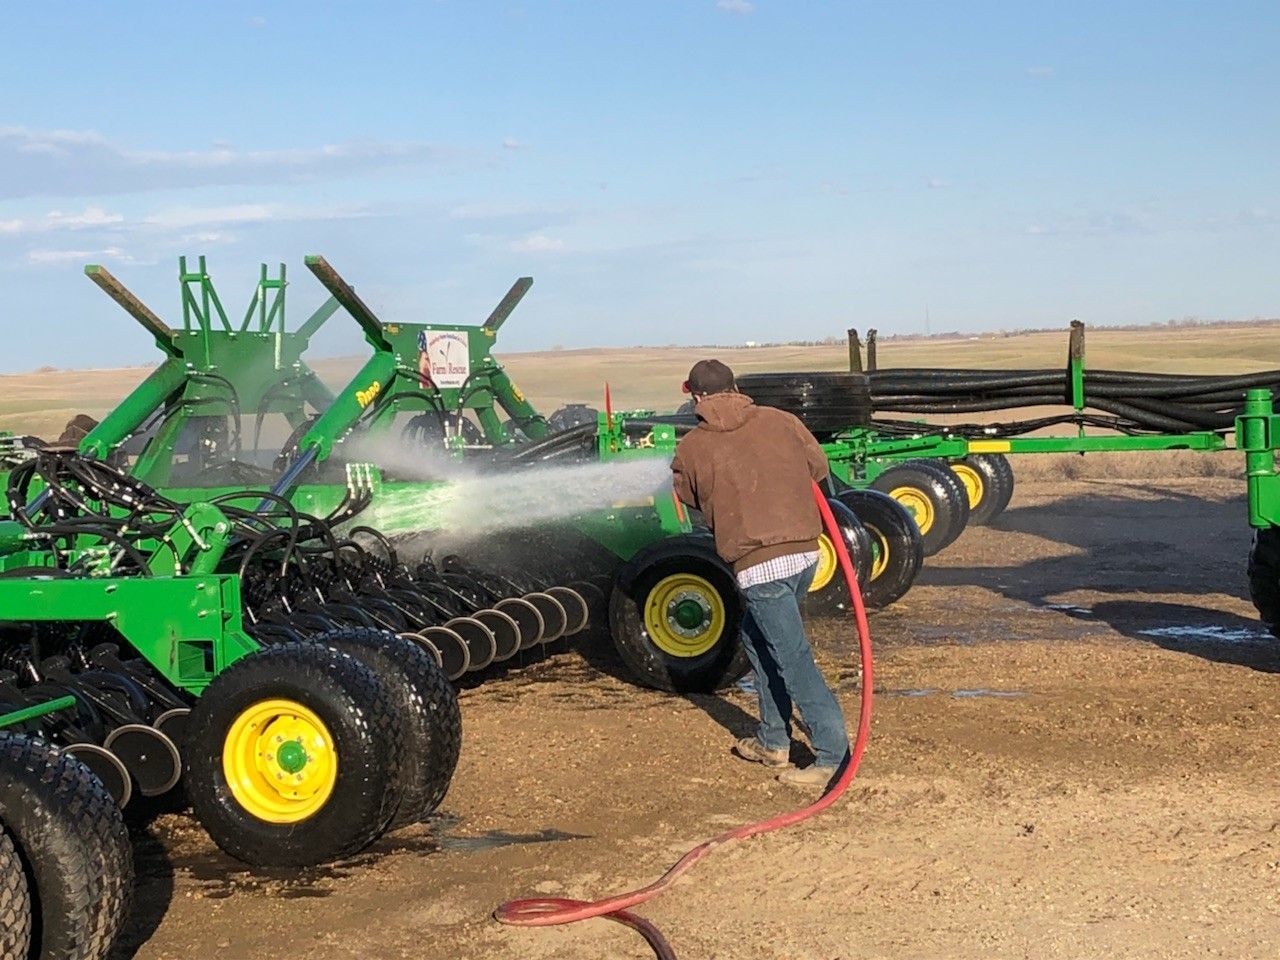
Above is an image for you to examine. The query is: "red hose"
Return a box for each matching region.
[495,480,874,958]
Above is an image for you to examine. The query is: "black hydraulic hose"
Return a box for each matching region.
[1107,396,1236,430]
[876,395,1069,414]
[506,423,597,462]
[1082,397,1205,433]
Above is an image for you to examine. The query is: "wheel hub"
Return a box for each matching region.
[223,699,338,824]
[643,573,727,658]
[668,592,711,636]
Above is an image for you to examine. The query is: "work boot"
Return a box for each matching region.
[733,737,789,768]
[776,764,838,788]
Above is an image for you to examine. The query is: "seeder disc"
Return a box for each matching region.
[546,586,591,635]
[104,724,183,797]
[399,631,443,668]
[494,598,546,651]
[522,593,568,644]
[63,743,133,808]
[473,609,522,662]
[445,617,498,671]
[417,627,471,680]
[154,707,191,746]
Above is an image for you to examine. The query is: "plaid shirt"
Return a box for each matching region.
[736,551,820,590]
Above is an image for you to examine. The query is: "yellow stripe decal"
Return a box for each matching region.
[968,440,1011,453]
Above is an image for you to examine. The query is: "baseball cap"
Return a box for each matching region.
[681,359,736,396]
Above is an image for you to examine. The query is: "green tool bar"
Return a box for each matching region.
[858,431,1229,461]
[297,351,399,461]
[79,358,190,460]
[0,695,76,730]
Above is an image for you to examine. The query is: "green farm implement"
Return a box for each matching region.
[687,325,1280,635]
[0,256,906,704]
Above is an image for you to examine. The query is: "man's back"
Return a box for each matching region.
[671,392,829,572]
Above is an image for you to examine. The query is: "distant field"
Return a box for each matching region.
[1,323,1274,481]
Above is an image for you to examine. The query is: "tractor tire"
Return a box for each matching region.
[1248,526,1280,637]
[547,404,600,433]
[735,372,873,437]
[184,643,404,868]
[0,827,31,960]
[983,452,1016,517]
[870,460,968,556]
[952,454,1014,525]
[905,458,971,549]
[836,489,924,609]
[609,536,749,693]
[310,628,462,831]
[803,499,874,618]
[949,456,998,526]
[0,734,133,960]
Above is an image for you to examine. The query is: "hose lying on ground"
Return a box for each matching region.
[494,480,874,958]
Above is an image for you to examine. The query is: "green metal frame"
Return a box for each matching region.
[0,498,259,696]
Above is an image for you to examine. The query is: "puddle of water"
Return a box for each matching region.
[439,828,586,852]
[1042,603,1093,617]
[951,688,1026,699]
[878,688,938,698]
[878,687,1026,699]
[1138,624,1271,645]
[178,814,588,900]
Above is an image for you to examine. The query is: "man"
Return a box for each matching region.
[671,359,850,788]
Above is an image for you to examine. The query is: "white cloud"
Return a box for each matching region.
[27,246,135,266]
[0,206,125,235]
[717,0,754,13]
[143,201,370,230]
[0,127,447,199]
[510,233,565,253]
[927,178,950,189]
[0,202,360,240]
[1025,66,1055,78]
[502,137,524,150]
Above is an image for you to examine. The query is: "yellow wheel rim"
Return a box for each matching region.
[810,534,837,593]
[951,464,984,510]
[865,523,890,580]
[643,573,726,658]
[889,485,935,534]
[223,698,337,824]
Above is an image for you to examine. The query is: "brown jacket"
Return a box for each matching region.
[671,392,829,573]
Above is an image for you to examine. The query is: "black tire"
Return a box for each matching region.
[0,827,32,960]
[1248,526,1280,637]
[310,628,462,831]
[803,499,874,618]
[905,459,971,549]
[547,404,600,433]
[184,643,404,867]
[735,372,872,436]
[609,535,749,692]
[951,454,1012,526]
[869,461,968,556]
[982,452,1016,517]
[837,489,924,609]
[0,734,133,960]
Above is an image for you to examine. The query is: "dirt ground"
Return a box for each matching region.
[112,477,1280,960]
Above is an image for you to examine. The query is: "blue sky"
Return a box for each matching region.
[1,1,1277,371]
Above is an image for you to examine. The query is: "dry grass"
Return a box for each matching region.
[2,323,1272,482]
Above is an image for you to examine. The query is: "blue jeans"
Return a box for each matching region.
[739,564,850,768]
